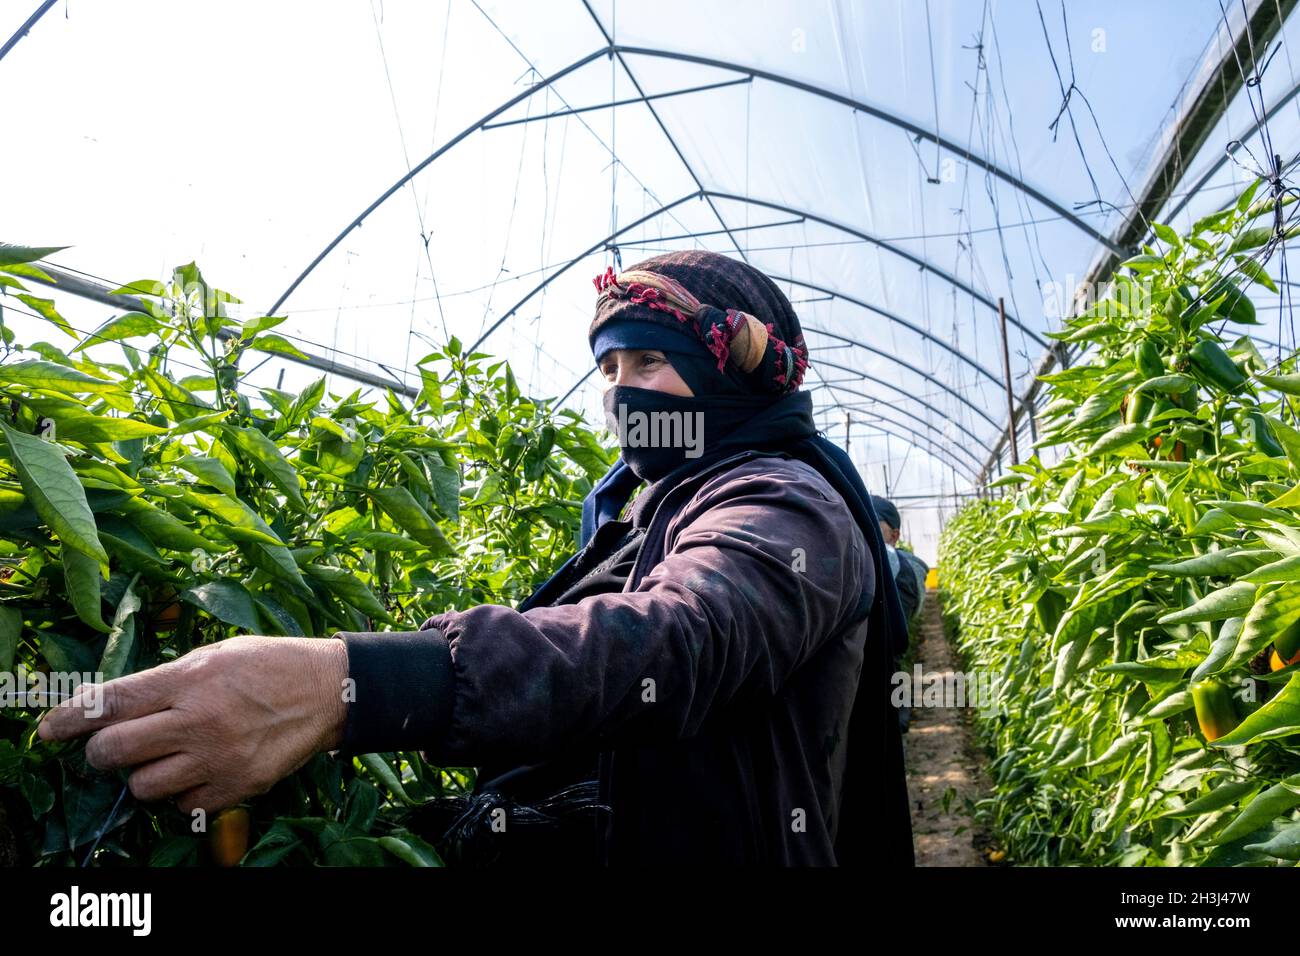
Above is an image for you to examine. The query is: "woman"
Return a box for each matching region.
[39,251,914,867]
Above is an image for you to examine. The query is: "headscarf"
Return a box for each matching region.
[577,249,914,867]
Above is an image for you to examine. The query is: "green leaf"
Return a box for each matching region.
[99,574,141,681]
[304,565,391,622]
[356,753,418,806]
[242,820,302,866]
[1132,373,1197,395]
[377,833,444,867]
[370,487,453,555]
[1216,773,1300,843]
[181,579,262,633]
[119,497,222,553]
[23,401,166,443]
[62,766,125,849]
[0,422,108,565]
[0,243,66,267]
[62,544,108,633]
[239,314,289,341]
[14,295,74,338]
[1241,554,1300,583]
[1228,584,1300,670]
[246,333,310,362]
[180,488,284,547]
[351,531,424,552]
[1213,672,1300,746]
[172,455,237,496]
[1160,779,1258,817]
[0,606,20,672]
[1157,581,1257,624]
[428,463,460,521]
[1150,548,1274,577]
[1085,423,1151,456]
[1244,822,1300,860]
[221,425,307,512]
[1257,372,1300,396]
[139,367,210,422]
[0,361,120,396]
[72,312,163,352]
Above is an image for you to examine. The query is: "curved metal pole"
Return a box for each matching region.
[833,419,979,484]
[809,384,980,482]
[804,324,1000,429]
[605,45,1116,253]
[268,46,610,315]
[811,359,994,458]
[0,0,57,65]
[1162,77,1300,226]
[805,366,980,481]
[707,190,1047,350]
[273,48,1065,345]
[767,273,1003,388]
[820,396,985,474]
[466,192,700,353]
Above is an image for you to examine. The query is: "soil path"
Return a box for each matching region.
[903,589,995,866]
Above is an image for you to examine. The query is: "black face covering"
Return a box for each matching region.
[602,384,770,483]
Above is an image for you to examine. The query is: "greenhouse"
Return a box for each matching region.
[6,0,1300,911]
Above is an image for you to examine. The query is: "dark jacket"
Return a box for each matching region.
[336,449,893,865]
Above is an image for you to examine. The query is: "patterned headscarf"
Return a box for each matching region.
[589,250,809,394]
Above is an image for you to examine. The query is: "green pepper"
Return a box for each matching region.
[1276,616,1300,661]
[1246,409,1285,457]
[1178,425,1207,455]
[1135,340,1165,378]
[1188,339,1248,392]
[1125,391,1153,424]
[1144,396,1175,423]
[1191,679,1240,742]
[1034,588,1066,636]
[1206,277,1259,326]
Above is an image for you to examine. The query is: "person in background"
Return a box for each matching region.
[871,495,925,622]
[871,495,929,736]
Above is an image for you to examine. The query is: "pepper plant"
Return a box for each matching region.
[0,245,615,866]
[941,179,1300,866]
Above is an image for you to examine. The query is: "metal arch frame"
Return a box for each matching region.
[824,414,979,484]
[804,364,981,481]
[466,191,699,353]
[805,375,981,481]
[803,324,1000,430]
[577,3,753,268]
[588,41,1117,251]
[268,45,611,315]
[811,358,994,457]
[816,395,984,477]
[460,183,1034,392]
[704,190,1047,350]
[764,273,1004,388]
[271,42,1087,335]
[0,0,57,65]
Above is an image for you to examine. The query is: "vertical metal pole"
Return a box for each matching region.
[997,296,1020,467]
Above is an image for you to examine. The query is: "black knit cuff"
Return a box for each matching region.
[333,628,456,756]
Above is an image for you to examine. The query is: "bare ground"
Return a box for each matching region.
[903,590,996,866]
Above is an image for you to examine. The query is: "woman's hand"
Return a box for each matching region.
[37,636,350,814]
